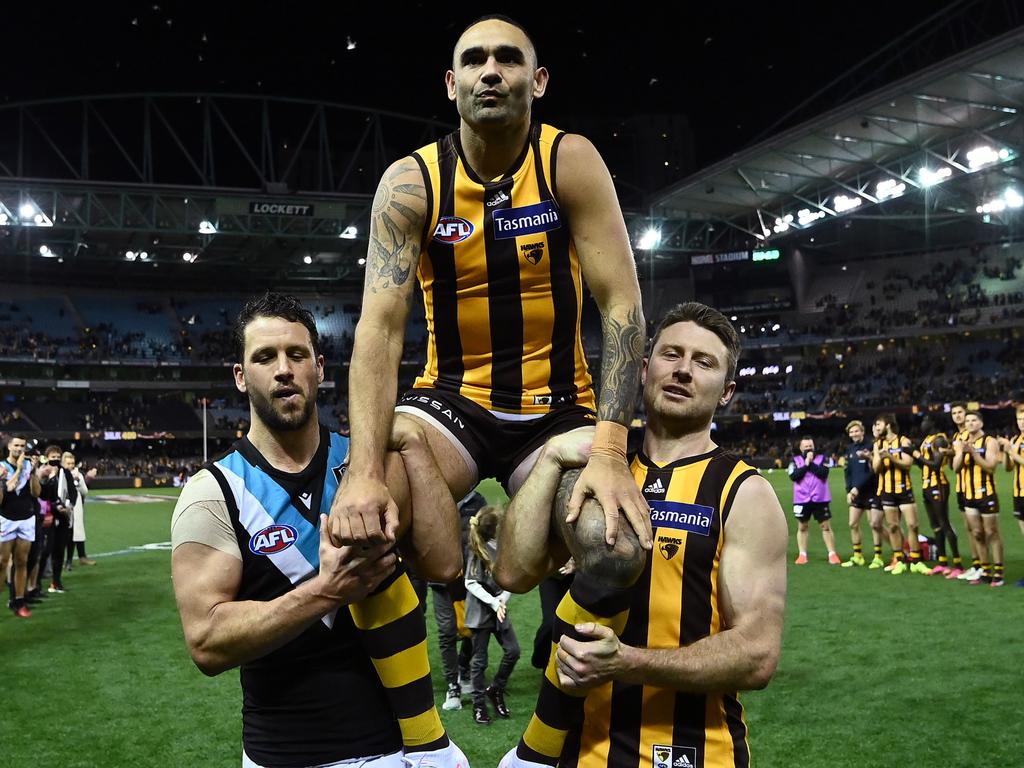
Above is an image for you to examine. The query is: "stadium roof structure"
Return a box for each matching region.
[641,26,1024,259]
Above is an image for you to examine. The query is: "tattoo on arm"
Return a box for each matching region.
[366,162,427,295]
[597,304,645,425]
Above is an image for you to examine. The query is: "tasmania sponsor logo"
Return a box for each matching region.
[649,500,715,537]
[493,200,561,240]
[249,524,299,555]
[433,216,475,244]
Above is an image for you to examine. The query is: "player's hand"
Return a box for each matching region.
[328,472,398,547]
[37,464,57,480]
[846,490,857,505]
[567,454,652,549]
[556,622,624,691]
[543,426,594,470]
[558,557,576,576]
[313,514,396,605]
[952,440,964,453]
[496,601,508,623]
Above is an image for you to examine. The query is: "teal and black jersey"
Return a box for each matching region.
[205,425,401,767]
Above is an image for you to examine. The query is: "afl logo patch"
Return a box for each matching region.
[433,216,475,244]
[249,524,298,555]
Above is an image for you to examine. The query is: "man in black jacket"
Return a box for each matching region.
[840,420,885,568]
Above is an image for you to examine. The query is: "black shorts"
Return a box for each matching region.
[956,491,966,512]
[851,483,881,511]
[881,490,915,507]
[396,387,596,490]
[964,494,999,515]
[1014,497,1024,520]
[923,485,949,506]
[794,502,831,523]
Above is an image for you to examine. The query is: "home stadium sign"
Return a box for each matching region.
[248,201,315,216]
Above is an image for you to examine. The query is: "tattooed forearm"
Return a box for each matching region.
[366,160,427,293]
[597,303,645,425]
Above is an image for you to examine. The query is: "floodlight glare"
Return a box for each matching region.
[918,166,952,187]
[198,220,217,234]
[966,146,1000,170]
[19,203,35,218]
[339,226,358,240]
[637,227,662,250]
[303,255,313,264]
[832,194,862,213]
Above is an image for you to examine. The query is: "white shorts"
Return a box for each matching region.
[242,749,404,768]
[0,516,36,543]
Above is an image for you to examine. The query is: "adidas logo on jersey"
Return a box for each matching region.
[654,745,697,768]
[674,756,693,767]
[644,477,665,494]
[486,190,510,207]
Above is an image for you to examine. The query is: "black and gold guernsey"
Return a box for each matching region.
[562,448,758,768]
[920,433,949,490]
[409,123,594,415]
[954,428,970,497]
[961,434,995,501]
[876,436,912,496]
[1012,433,1024,500]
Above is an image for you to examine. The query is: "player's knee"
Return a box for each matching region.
[887,523,900,535]
[571,498,645,589]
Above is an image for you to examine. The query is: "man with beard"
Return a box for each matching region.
[494,302,787,768]
[171,293,465,768]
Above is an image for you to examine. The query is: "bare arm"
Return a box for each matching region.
[871,443,884,473]
[330,156,427,545]
[556,134,649,547]
[951,443,965,472]
[891,439,916,469]
[172,515,396,676]
[972,436,1001,472]
[556,475,787,692]
[1002,439,1024,468]
[919,436,947,470]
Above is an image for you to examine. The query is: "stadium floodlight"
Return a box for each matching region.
[771,323,781,332]
[730,315,738,321]
[139,251,149,260]
[918,166,952,187]
[772,214,793,234]
[0,213,8,225]
[876,179,906,199]
[182,252,193,262]
[785,364,794,374]
[636,227,662,251]
[797,209,825,226]
[339,226,358,240]
[198,220,217,234]
[39,245,51,257]
[1005,188,1023,209]
[19,203,35,219]
[357,257,367,266]
[966,146,1001,170]
[303,255,313,264]
[832,194,862,213]
[125,250,137,261]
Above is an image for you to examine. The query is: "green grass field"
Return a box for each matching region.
[3,475,1023,767]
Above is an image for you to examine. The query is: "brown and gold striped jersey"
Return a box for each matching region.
[409,123,594,415]
[953,428,970,493]
[564,448,759,768]
[1011,433,1024,498]
[920,433,949,490]
[876,436,912,495]
[961,434,995,501]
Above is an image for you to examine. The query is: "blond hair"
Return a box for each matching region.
[468,505,503,570]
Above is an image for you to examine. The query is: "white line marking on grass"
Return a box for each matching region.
[94,541,173,557]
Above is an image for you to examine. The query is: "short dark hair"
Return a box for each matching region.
[457,15,538,66]
[232,292,321,362]
[876,413,898,432]
[43,444,62,456]
[950,401,967,411]
[965,410,983,421]
[651,302,741,381]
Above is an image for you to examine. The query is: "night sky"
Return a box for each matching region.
[5,1,979,173]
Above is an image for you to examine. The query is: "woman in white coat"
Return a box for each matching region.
[59,452,97,567]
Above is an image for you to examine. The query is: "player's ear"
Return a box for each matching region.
[316,355,325,385]
[720,379,736,407]
[233,363,247,394]
[445,70,457,102]
[641,357,649,386]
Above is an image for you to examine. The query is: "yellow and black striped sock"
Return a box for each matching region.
[952,555,963,567]
[972,557,982,570]
[894,550,905,562]
[516,573,633,766]
[873,544,883,558]
[995,563,1004,580]
[853,544,863,556]
[909,550,921,563]
[982,562,992,578]
[349,564,448,753]
[937,555,948,566]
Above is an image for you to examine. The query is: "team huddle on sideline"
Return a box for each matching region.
[790,404,1024,587]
